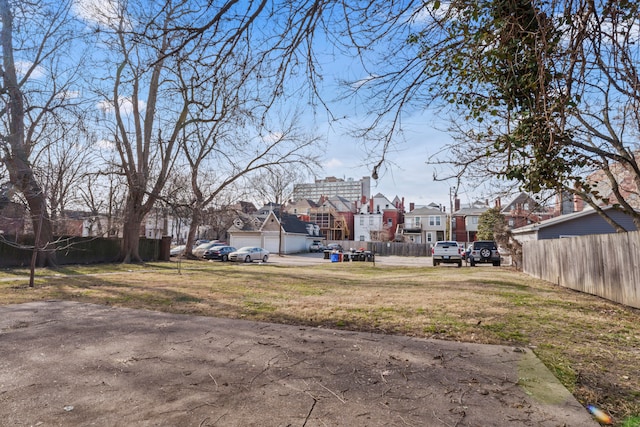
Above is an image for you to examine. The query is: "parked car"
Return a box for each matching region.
[170,245,186,257]
[193,241,225,258]
[326,243,343,252]
[309,240,325,252]
[228,247,269,263]
[203,246,236,261]
[432,241,463,267]
[468,240,501,267]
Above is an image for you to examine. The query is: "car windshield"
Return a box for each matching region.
[237,247,253,251]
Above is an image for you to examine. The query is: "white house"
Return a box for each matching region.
[353,193,395,242]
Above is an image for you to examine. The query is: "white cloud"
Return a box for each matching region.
[262,131,284,144]
[72,0,124,28]
[15,60,46,79]
[323,158,344,169]
[351,74,378,89]
[94,139,115,150]
[97,97,146,115]
[55,90,81,100]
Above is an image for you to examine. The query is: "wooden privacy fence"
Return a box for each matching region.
[523,231,640,309]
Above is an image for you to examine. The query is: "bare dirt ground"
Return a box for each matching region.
[0,300,598,427]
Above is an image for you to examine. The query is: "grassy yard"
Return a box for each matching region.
[1,260,639,426]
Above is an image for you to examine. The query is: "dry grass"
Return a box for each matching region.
[1,260,639,426]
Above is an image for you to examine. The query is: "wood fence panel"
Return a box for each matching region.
[524,231,640,309]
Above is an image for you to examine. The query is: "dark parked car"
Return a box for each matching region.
[326,243,343,252]
[468,240,501,267]
[203,246,236,261]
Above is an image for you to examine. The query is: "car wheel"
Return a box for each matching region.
[245,255,252,263]
[222,254,228,262]
[480,248,491,259]
[262,255,268,263]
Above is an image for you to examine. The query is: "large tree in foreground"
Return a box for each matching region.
[349,0,640,230]
[80,0,338,262]
[0,0,83,266]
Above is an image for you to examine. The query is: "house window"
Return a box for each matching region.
[414,217,421,227]
[360,216,365,226]
[470,217,479,225]
[508,218,514,227]
[387,218,393,226]
[427,232,433,242]
[359,235,365,241]
[369,216,374,225]
[429,216,441,226]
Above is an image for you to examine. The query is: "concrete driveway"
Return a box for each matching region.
[0,300,597,426]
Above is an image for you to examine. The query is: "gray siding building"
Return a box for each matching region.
[512,207,638,242]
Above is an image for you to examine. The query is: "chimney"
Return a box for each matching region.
[495,197,501,208]
[574,194,585,212]
[409,202,415,212]
[369,197,374,214]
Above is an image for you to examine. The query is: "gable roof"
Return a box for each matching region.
[321,195,354,212]
[405,206,445,216]
[228,211,321,237]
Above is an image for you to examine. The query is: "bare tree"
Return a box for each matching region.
[0,0,85,267]
[79,0,347,262]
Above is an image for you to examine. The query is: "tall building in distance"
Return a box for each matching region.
[292,176,371,203]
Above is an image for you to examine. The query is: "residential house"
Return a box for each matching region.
[512,206,638,243]
[309,195,355,241]
[400,205,447,244]
[353,193,403,242]
[284,198,318,222]
[227,210,323,254]
[452,199,491,243]
[501,193,556,229]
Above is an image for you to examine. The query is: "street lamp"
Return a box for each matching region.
[449,186,457,241]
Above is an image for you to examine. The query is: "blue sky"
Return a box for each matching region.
[317,113,456,209]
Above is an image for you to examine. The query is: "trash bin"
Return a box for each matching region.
[324,250,331,260]
[365,251,374,262]
[342,253,350,262]
[330,253,340,262]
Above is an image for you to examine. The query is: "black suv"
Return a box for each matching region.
[468,240,501,267]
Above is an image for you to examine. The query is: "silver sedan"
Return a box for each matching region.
[228,247,269,263]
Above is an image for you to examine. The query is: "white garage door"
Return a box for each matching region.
[263,237,280,253]
[230,236,260,249]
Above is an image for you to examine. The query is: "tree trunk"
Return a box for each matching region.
[119,193,146,263]
[1,0,55,267]
[184,207,201,258]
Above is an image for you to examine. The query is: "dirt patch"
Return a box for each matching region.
[0,301,597,426]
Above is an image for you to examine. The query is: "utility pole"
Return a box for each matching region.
[449,186,457,241]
